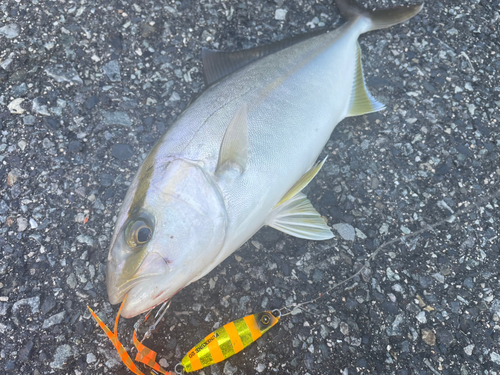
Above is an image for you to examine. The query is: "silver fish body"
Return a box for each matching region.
[107,0,423,317]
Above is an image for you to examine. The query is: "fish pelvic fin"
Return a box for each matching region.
[335,0,423,33]
[347,43,385,117]
[275,156,327,207]
[266,193,334,241]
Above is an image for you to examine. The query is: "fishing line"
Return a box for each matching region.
[278,187,500,316]
[90,188,499,374]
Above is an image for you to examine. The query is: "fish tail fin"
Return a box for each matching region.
[335,0,423,32]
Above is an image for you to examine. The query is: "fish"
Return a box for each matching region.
[106,0,423,318]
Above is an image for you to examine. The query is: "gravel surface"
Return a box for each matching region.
[1,0,499,374]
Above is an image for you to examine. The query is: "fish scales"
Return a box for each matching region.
[106,0,423,318]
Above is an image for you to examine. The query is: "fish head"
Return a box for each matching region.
[107,158,227,318]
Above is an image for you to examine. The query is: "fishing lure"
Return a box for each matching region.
[131,310,280,374]
[179,310,280,372]
[89,297,280,374]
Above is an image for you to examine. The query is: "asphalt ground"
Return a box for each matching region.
[0,0,499,374]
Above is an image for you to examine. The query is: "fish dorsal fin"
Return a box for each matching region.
[202,29,328,86]
[266,193,334,240]
[347,43,386,117]
[216,103,248,174]
[275,156,327,207]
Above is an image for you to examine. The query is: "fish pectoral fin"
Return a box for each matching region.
[346,43,386,117]
[201,29,327,86]
[266,193,334,240]
[275,156,327,207]
[216,103,248,174]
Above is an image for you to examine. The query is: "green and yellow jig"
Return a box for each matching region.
[179,310,280,372]
[88,302,281,375]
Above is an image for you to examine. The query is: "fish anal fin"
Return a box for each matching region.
[346,43,386,117]
[202,29,327,86]
[216,103,248,174]
[266,193,334,240]
[275,156,327,207]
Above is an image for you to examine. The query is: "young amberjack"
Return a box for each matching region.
[106,0,423,318]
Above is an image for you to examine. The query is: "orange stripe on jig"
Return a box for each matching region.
[179,310,280,373]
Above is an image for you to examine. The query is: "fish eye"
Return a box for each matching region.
[261,314,270,325]
[125,218,153,248]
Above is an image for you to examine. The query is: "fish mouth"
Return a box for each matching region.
[107,252,172,306]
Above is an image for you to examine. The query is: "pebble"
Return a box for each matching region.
[86,353,97,364]
[464,344,474,356]
[223,361,238,375]
[421,328,436,346]
[12,296,40,314]
[45,66,83,85]
[332,223,355,241]
[41,295,56,315]
[7,168,21,186]
[432,273,445,283]
[19,339,33,362]
[17,217,28,232]
[68,140,83,152]
[7,98,25,114]
[42,311,66,329]
[0,24,20,39]
[275,9,287,20]
[103,60,121,82]
[11,83,27,97]
[490,352,500,365]
[85,95,99,110]
[111,143,134,160]
[415,311,427,323]
[256,363,266,372]
[102,111,132,127]
[29,218,38,229]
[32,98,50,116]
[50,344,72,369]
[23,115,36,125]
[66,273,77,289]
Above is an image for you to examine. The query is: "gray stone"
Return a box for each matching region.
[0,24,20,39]
[12,296,40,314]
[19,339,33,362]
[0,200,9,215]
[66,273,77,289]
[23,115,36,125]
[11,83,27,97]
[102,111,132,127]
[275,9,287,20]
[464,344,474,356]
[490,352,500,365]
[256,363,266,372]
[50,344,72,369]
[42,311,66,329]
[111,143,134,160]
[45,66,83,85]
[416,311,427,323]
[103,60,121,82]
[332,223,355,241]
[32,98,50,116]
[17,217,28,232]
[432,273,445,283]
[76,234,94,246]
[223,361,238,375]
[86,353,97,364]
